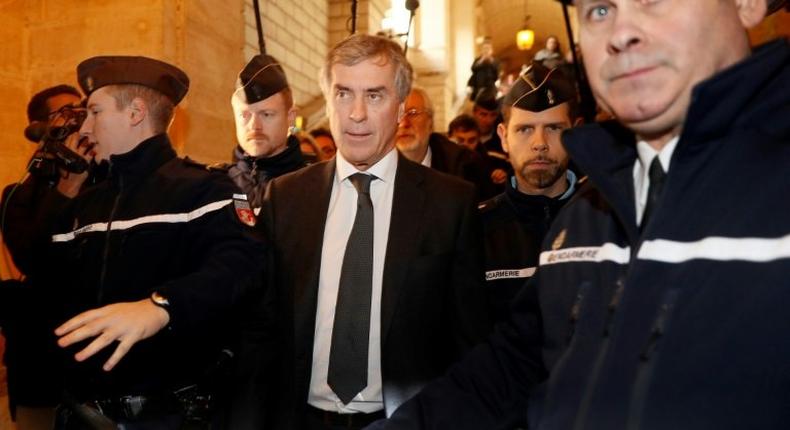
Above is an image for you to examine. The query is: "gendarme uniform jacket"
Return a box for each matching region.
[40,134,263,400]
[374,38,790,430]
[479,172,577,323]
[225,135,305,208]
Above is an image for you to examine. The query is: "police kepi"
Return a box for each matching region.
[78,55,189,104]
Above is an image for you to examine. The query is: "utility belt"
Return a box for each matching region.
[57,385,212,429]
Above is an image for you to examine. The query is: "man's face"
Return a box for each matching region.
[314,135,336,160]
[232,91,294,158]
[449,128,481,151]
[499,103,572,196]
[396,91,432,155]
[473,105,499,135]
[80,86,135,161]
[45,93,81,126]
[577,0,755,143]
[546,37,558,52]
[326,57,403,170]
[481,43,494,58]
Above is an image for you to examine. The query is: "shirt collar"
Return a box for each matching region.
[420,145,432,167]
[636,135,679,173]
[509,169,577,200]
[335,147,398,184]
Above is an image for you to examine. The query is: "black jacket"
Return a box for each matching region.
[1,161,106,412]
[428,133,494,200]
[479,173,577,323]
[226,135,305,208]
[371,38,790,430]
[40,134,264,400]
[245,154,489,429]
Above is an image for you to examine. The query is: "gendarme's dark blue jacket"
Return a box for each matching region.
[373,38,790,430]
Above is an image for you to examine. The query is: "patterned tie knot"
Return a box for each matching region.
[349,173,375,195]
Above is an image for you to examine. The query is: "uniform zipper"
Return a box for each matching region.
[541,282,591,419]
[571,279,625,430]
[543,204,552,227]
[96,168,122,305]
[626,288,679,430]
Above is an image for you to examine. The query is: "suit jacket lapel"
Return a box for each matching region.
[380,155,426,344]
[293,160,336,355]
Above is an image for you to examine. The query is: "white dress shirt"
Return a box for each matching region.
[307,148,398,413]
[633,136,679,225]
[419,145,433,168]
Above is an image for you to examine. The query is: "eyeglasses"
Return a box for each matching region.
[403,108,431,120]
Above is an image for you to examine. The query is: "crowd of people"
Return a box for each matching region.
[0,0,788,429]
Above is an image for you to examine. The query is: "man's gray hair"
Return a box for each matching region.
[409,86,434,117]
[319,33,414,101]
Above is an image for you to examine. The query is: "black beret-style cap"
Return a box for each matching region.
[77,56,189,105]
[503,62,576,113]
[235,54,289,104]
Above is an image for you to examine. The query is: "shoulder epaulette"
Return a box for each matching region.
[182,156,209,169]
[478,193,505,213]
[204,161,232,172]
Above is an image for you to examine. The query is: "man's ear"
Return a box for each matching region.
[288,106,298,126]
[129,97,147,126]
[735,0,768,29]
[397,102,405,122]
[497,122,509,154]
[573,116,584,127]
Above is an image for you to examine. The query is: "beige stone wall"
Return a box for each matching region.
[0,2,32,190]
[0,0,245,168]
[409,0,459,131]
[329,0,388,47]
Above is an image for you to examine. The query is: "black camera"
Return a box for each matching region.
[25,104,90,178]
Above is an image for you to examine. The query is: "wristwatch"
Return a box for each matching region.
[150,291,170,309]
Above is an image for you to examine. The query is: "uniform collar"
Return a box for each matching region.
[233,134,305,174]
[108,133,176,182]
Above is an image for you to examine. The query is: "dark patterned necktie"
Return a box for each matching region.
[641,156,666,230]
[328,173,376,404]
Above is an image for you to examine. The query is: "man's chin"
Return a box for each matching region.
[607,94,685,139]
[241,140,273,157]
[395,138,420,152]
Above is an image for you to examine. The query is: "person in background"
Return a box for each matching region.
[395,87,493,200]
[533,36,567,69]
[478,63,580,324]
[448,113,509,197]
[310,127,337,161]
[467,40,500,102]
[296,131,321,165]
[472,88,505,157]
[218,54,306,208]
[1,84,87,430]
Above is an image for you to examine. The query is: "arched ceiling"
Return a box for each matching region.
[479,0,577,74]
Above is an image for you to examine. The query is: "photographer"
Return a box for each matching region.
[0,84,97,430]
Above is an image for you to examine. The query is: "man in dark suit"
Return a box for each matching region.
[256,34,490,430]
[395,87,494,201]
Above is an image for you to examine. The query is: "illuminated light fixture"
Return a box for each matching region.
[516,0,535,51]
[516,27,535,50]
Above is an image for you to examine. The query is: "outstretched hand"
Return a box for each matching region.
[55,298,170,371]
